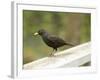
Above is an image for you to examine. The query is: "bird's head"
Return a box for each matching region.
[33,29,46,36]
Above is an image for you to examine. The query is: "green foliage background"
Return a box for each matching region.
[23,10,91,64]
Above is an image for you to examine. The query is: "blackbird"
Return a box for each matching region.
[33,29,74,56]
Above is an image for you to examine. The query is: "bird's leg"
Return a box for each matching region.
[49,48,57,56]
[49,49,55,56]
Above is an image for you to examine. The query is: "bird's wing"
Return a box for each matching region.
[47,35,66,44]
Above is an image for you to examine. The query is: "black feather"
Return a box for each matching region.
[34,29,74,56]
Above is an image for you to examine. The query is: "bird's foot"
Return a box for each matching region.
[48,53,55,57]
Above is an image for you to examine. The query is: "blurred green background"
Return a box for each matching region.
[23,10,91,64]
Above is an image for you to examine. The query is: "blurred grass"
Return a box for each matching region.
[23,10,91,64]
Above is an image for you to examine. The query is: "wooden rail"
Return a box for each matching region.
[23,42,91,69]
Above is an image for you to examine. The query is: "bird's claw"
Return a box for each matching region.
[48,53,55,57]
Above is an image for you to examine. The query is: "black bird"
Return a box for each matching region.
[33,29,74,56]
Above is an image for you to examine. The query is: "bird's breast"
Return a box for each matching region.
[42,36,54,47]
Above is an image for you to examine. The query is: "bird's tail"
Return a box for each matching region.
[65,42,74,46]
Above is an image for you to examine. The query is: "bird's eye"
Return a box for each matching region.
[38,29,46,35]
[38,31,42,35]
